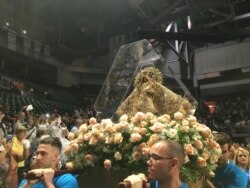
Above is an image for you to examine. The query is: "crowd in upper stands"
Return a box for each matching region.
[196,95,250,136]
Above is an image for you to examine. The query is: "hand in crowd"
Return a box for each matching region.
[5,141,12,153]
[0,113,5,121]
[12,151,24,162]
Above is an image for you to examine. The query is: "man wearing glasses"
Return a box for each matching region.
[147,140,187,188]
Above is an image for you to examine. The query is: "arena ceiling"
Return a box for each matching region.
[1,0,250,62]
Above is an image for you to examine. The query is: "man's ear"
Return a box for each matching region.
[171,158,179,169]
[54,153,60,162]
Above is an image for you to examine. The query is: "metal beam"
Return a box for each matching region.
[208,9,231,19]
[153,0,185,24]
[138,27,250,43]
[155,0,225,25]
[166,40,188,64]
[139,29,220,42]
[201,12,250,29]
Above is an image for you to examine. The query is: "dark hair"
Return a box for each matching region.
[213,131,232,147]
[15,124,27,135]
[39,137,62,152]
[36,129,47,139]
[159,140,184,167]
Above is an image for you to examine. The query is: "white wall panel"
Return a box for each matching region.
[195,41,250,76]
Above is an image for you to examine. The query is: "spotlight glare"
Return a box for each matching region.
[187,16,192,30]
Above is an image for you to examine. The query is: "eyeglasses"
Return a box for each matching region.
[148,154,173,161]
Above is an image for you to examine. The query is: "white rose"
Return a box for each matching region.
[130,133,142,142]
[114,152,122,161]
[119,114,128,122]
[166,128,177,138]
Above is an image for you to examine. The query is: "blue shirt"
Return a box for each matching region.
[245,167,250,187]
[18,173,78,188]
[150,180,188,188]
[212,161,247,188]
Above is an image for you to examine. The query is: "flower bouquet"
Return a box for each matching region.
[64,111,221,183]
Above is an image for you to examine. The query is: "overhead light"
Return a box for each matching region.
[22,29,27,34]
[187,16,192,30]
[6,22,10,26]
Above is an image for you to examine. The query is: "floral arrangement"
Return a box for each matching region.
[64,111,221,182]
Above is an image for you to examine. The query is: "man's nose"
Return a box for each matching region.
[36,154,42,160]
[147,158,152,166]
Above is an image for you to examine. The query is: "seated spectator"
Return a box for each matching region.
[0,141,7,188]
[70,118,83,133]
[12,125,30,184]
[0,108,7,137]
[60,127,69,167]
[0,136,17,188]
[35,114,48,130]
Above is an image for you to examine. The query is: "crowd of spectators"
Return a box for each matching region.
[196,94,250,136]
[1,75,250,187]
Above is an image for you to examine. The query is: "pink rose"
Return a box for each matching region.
[174,112,183,120]
[71,143,79,151]
[132,151,142,161]
[79,124,88,132]
[145,112,155,120]
[157,114,170,123]
[187,115,197,122]
[197,157,207,167]
[85,154,94,161]
[134,112,146,121]
[150,122,164,133]
[89,136,98,145]
[194,140,203,149]
[142,147,150,156]
[184,144,196,155]
[147,134,160,147]
[67,132,75,141]
[64,146,71,154]
[201,152,209,161]
[114,133,123,144]
[84,132,92,141]
[140,121,148,128]
[89,117,97,125]
[65,162,74,170]
[130,133,142,142]
[119,114,128,122]
[77,134,84,144]
[104,159,112,170]
[182,120,189,127]
[181,125,190,133]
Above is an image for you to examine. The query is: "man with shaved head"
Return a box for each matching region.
[147,140,187,188]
